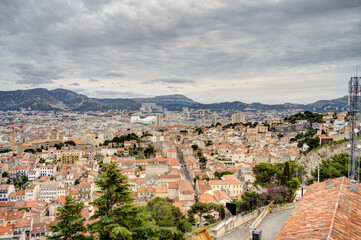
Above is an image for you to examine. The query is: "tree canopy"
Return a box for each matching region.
[285,111,324,124]
[48,195,88,240]
[308,153,350,184]
[88,162,188,240]
[146,197,191,239]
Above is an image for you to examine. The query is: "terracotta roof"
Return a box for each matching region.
[178,179,194,195]
[209,175,242,186]
[30,222,49,234]
[0,225,13,236]
[200,193,217,204]
[276,177,361,239]
[155,186,168,193]
[213,190,231,201]
[168,181,178,189]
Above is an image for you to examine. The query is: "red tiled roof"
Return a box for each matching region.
[276,177,361,239]
[200,193,217,204]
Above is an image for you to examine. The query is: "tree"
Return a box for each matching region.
[146,197,191,238]
[282,162,292,185]
[2,172,8,178]
[187,202,211,225]
[24,148,36,154]
[144,145,154,158]
[54,142,64,150]
[191,144,198,151]
[252,163,282,186]
[309,153,349,184]
[65,140,76,146]
[199,156,207,170]
[261,185,293,204]
[74,178,80,185]
[214,171,233,179]
[89,162,169,240]
[287,178,300,190]
[48,195,87,240]
[21,175,28,183]
[89,162,134,239]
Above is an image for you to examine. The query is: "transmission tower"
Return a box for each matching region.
[348,76,361,182]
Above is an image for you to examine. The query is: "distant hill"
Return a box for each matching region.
[0,88,349,112]
[0,88,106,111]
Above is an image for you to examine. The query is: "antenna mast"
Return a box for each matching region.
[348,75,361,182]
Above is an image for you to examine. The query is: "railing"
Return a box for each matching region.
[209,205,269,238]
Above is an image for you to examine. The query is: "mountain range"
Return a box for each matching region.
[0,88,349,113]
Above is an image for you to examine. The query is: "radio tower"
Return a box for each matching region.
[348,74,361,182]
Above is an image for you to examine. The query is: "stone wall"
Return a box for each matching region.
[295,142,347,177]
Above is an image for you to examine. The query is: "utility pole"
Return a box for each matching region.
[315,165,322,182]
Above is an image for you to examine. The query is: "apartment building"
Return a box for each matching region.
[209,175,243,197]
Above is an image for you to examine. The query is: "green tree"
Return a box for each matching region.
[74,178,80,185]
[191,144,198,151]
[65,140,76,146]
[252,163,282,186]
[89,162,134,239]
[214,171,233,179]
[187,202,211,225]
[309,153,349,184]
[287,178,301,190]
[24,148,36,154]
[89,162,170,240]
[21,175,28,183]
[146,197,191,238]
[48,195,87,240]
[54,142,64,150]
[144,145,154,158]
[2,172,8,178]
[282,162,292,185]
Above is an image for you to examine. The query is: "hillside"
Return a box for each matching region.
[0,88,349,112]
[295,140,348,177]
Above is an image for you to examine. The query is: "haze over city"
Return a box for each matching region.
[0,0,360,104]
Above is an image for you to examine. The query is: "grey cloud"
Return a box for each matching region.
[89,78,99,82]
[103,71,125,78]
[93,90,147,98]
[68,82,80,86]
[142,78,196,85]
[0,0,360,103]
[10,63,64,85]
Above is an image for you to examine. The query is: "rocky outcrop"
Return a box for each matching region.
[295,142,348,177]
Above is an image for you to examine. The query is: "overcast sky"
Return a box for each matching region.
[0,0,360,104]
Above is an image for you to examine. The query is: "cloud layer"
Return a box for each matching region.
[0,0,360,103]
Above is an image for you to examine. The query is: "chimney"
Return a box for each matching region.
[350,180,357,192]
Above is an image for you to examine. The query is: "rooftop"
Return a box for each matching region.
[276,177,361,239]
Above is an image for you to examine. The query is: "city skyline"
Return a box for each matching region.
[0,0,360,104]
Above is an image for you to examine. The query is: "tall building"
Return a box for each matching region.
[231,113,245,124]
[156,113,162,126]
[60,151,81,165]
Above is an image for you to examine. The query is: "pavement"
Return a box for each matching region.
[256,208,294,240]
[218,208,294,240]
[218,219,253,240]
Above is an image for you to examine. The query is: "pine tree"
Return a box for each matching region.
[89,162,134,239]
[48,195,87,240]
[89,162,161,239]
[282,161,292,185]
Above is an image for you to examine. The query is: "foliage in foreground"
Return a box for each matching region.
[308,153,352,184]
[49,162,191,240]
[48,195,87,240]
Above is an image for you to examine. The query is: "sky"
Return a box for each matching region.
[0,0,360,104]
